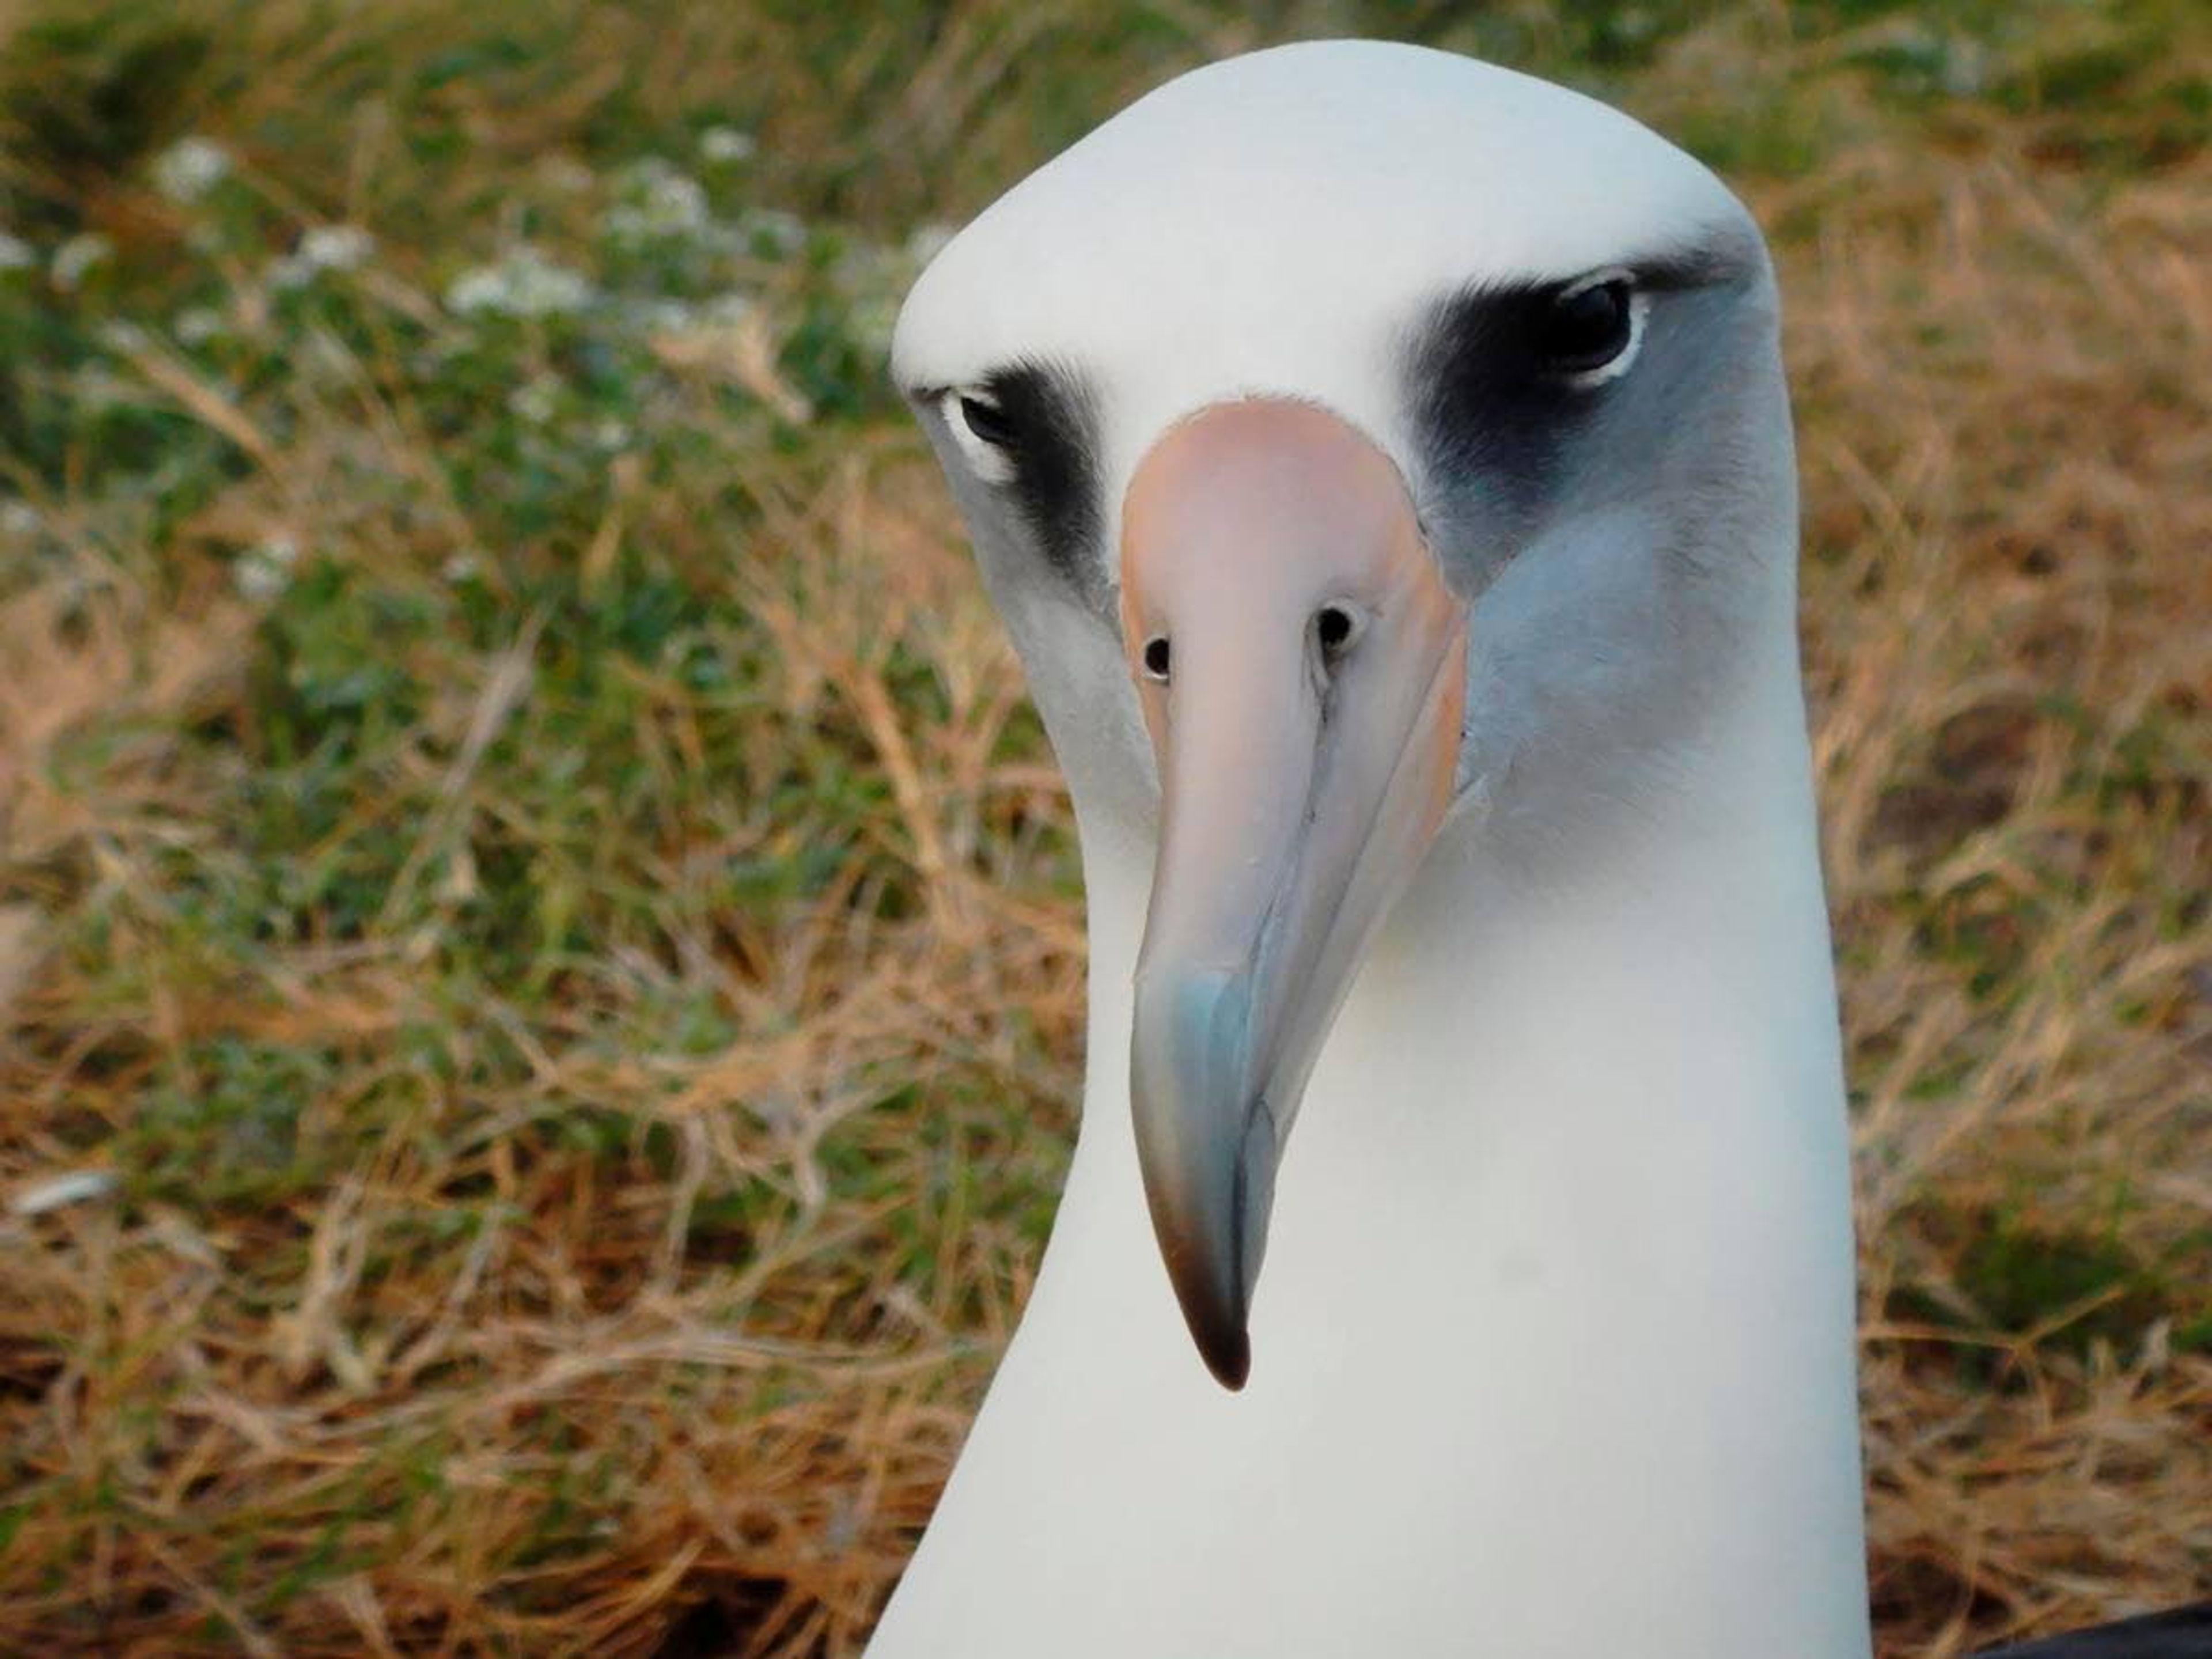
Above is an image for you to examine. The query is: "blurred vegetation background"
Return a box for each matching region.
[0,1,2206,1654]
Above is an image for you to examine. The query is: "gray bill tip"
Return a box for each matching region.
[1143,1169,1255,1392]
[1155,1103,1275,1393]
[1131,964,1266,1389]
[1199,1319,1252,1392]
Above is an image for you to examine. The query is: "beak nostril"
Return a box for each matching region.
[1315,605,1359,658]
[1142,636,1173,681]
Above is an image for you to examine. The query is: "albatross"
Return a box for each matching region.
[868,40,2211,1658]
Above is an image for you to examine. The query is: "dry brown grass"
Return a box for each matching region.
[2,462,1077,1655]
[0,3,2206,1654]
[1784,133,2212,1649]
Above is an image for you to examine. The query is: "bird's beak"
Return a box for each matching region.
[1119,400,1467,1388]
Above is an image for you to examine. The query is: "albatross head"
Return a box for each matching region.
[892,41,1797,1389]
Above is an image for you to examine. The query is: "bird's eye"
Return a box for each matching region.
[959,394,1017,448]
[938,388,1021,484]
[1538,274,1641,381]
[1141,636,1172,681]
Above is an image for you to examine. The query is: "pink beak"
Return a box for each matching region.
[1120,400,1467,1388]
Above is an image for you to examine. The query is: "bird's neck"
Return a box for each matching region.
[876,645,1872,1657]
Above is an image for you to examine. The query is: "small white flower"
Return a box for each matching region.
[444,269,501,312]
[637,291,752,345]
[270,224,376,290]
[300,224,374,272]
[0,232,34,273]
[51,232,114,291]
[97,319,150,355]
[698,126,756,164]
[507,377,559,424]
[151,137,232,204]
[446,247,595,318]
[235,535,299,601]
[175,306,227,346]
[593,416,631,450]
[441,550,482,582]
[1,501,42,537]
[737,209,806,256]
[631,297,699,335]
[603,159,710,242]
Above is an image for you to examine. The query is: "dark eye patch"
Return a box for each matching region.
[1401,241,1748,522]
[1400,233,1761,584]
[961,360,1103,594]
[1402,280,1605,522]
